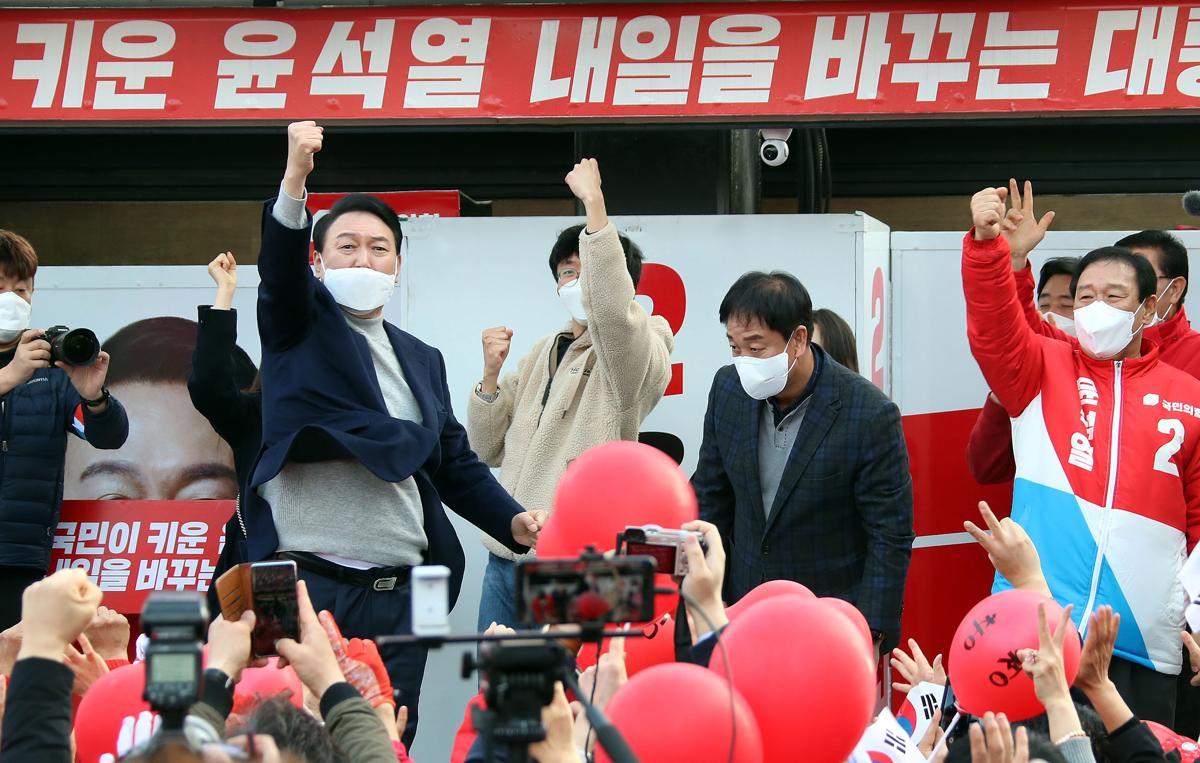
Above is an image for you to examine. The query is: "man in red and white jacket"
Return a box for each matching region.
[964,185,1200,726]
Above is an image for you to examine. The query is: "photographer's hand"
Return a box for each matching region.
[18,569,102,662]
[275,580,346,699]
[63,350,111,411]
[529,682,580,763]
[680,520,729,640]
[0,330,50,396]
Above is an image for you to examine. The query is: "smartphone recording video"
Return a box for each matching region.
[515,555,656,627]
[249,561,300,657]
[215,560,300,657]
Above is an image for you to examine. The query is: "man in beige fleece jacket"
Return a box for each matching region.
[467,158,675,631]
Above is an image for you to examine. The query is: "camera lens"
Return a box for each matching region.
[762,143,779,162]
[57,329,100,366]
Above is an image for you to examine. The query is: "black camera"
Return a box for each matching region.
[462,640,573,758]
[141,592,207,730]
[43,325,100,367]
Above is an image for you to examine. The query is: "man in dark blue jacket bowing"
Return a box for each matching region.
[245,121,545,746]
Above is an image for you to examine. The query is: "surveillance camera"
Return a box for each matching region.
[760,139,789,167]
[758,128,793,167]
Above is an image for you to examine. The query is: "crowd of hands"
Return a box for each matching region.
[5,504,1200,762]
[0,568,408,761]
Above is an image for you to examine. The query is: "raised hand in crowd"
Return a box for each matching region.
[207,609,261,681]
[17,568,102,662]
[890,637,946,693]
[574,633,628,755]
[565,158,608,234]
[208,252,238,311]
[274,580,348,700]
[528,681,579,763]
[0,623,21,677]
[1075,606,1141,735]
[1019,603,1085,745]
[66,632,109,696]
[84,606,131,663]
[679,519,729,640]
[1182,628,1200,688]
[971,186,1009,242]
[964,501,1051,597]
[1001,179,1056,267]
[317,611,395,710]
[918,709,944,759]
[480,326,513,395]
[936,712,1030,763]
[282,120,324,199]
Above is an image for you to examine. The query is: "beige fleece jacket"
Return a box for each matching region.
[467,222,674,561]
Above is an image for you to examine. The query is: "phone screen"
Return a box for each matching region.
[250,561,299,657]
[515,556,656,627]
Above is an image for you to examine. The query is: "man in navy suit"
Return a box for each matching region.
[692,271,914,653]
[244,121,545,746]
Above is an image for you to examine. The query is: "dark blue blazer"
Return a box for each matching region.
[245,200,527,607]
[691,348,914,647]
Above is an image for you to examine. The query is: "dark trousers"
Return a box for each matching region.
[1175,647,1200,738]
[0,566,44,631]
[297,565,428,750]
[1110,655,1178,727]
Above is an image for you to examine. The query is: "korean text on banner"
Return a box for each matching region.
[6,3,1200,123]
[50,500,232,615]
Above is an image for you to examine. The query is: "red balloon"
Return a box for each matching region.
[727,580,815,621]
[597,663,763,763]
[948,590,1081,722]
[235,657,304,709]
[709,597,874,763]
[820,598,874,661]
[538,441,698,557]
[576,613,678,678]
[75,663,153,763]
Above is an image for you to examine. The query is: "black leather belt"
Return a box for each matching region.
[277,551,412,592]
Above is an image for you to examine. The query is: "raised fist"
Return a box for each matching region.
[19,569,101,657]
[565,158,602,203]
[286,121,324,181]
[970,187,1008,242]
[482,327,513,378]
[207,252,238,291]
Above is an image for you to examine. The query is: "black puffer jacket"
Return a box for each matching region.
[0,353,128,569]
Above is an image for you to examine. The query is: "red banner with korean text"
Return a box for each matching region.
[49,500,231,615]
[2,2,1200,124]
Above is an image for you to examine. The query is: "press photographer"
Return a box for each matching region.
[0,231,128,632]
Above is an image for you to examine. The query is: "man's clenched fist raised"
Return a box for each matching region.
[284,121,324,198]
[481,327,513,394]
[971,187,1009,242]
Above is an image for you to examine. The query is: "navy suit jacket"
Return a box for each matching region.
[691,349,914,647]
[245,200,527,608]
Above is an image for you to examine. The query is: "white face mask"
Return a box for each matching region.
[1146,277,1182,328]
[0,291,31,345]
[557,277,588,325]
[733,340,798,400]
[1044,311,1077,337]
[1074,299,1146,359]
[318,255,397,314]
